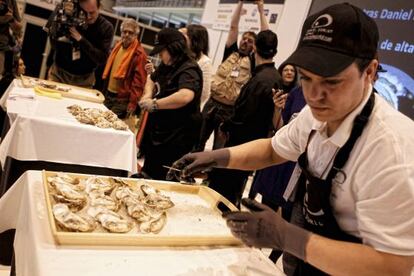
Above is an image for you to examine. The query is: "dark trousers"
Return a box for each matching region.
[103,91,129,119]
[208,168,250,208]
[142,142,193,181]
[196,98,233,151]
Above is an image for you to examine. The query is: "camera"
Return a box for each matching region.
[44,0,87,40]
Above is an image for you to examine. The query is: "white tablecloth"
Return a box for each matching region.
[0,79,137,174]
[0,171,284,276]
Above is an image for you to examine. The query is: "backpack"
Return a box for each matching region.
[210,52,251,105]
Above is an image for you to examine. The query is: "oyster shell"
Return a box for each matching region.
[67,104,82,116]
[103,110,118,122]
[140,183,159,195]
[52,194,86,212]
[48,176,85,191]
[50,180,87,202]
[87,108,103,120]
[87,207,133,233]
[139,212,166,234]
[53,203,96,232]
[112,120,128,130]
[95,117,112,128]
[75,113,94,125]
[85,177,117,195]
[56,173,80,185]
[144,193,174,210]
[114,186,143,202]
[89,191,119,211]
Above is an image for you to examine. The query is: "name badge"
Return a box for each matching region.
[230,69,240,78]
[72,49,81,61]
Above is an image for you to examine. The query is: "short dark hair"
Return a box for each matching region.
[242,31,257,42]
[80,0,100,8]
[255,30,278,59]
[187,24,209,60]
[355,58,372,75]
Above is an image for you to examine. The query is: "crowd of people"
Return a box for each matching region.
[1,0,413,274]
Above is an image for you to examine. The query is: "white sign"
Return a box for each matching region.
[213,0,285,32]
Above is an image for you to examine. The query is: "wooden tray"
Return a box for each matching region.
[43,171,242,247]
[20,76,105,103]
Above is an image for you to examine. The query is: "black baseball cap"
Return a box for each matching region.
[150,28,185,56]
[285,3,379,77]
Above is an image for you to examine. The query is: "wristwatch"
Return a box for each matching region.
[152,99,158,112]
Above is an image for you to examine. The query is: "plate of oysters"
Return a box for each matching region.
[43,171,241,246]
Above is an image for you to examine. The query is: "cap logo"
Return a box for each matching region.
[303,13,333,43]
[311,14,333,28]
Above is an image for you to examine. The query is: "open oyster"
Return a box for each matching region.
[50,180,87,200]
[52,194,86,212]
[85,177,118,195]
[89,191,119,211]
[87,207,133,233]
[103,110,118,122]
[75,113,94,125]
[140,183,159,195]
[48,175,84,191]
[139,212,167,234]
[114,186,144,202]
[67,104,82,116]
[144,193,174,210]
[55,173,80,185]
[112,120,128,130]
[53,203,96,232]
[95,117,112,128]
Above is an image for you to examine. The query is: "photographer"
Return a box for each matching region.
[0,0,22,78]
[47,0,114,88]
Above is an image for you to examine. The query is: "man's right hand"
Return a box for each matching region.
[144,62,154,75]
[166,149,231,181]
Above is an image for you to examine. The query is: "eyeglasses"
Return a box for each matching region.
[121,30,135,36]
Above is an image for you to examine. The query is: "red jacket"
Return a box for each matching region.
[103,39,147,112]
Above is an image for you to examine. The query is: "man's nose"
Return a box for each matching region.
[307,83,325,101]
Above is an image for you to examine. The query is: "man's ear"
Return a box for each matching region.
[365,59,378,83]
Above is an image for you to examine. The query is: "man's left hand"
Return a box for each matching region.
[69,27,82,41]
[139,98,157,112]
[223,198,311,260]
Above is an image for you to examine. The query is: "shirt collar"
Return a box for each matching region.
[253,62,275,75]
[311,84,373,147]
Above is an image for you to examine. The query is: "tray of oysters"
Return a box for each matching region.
[43,171,241,246]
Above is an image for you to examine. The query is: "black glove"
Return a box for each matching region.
[166,149,230,181]
[223,198,310,261]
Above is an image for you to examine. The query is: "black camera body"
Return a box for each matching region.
[44,0,87,40]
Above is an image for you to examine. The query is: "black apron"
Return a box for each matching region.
[292,93,375,275]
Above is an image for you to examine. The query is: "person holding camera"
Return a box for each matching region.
[48,0,114,88]
[0,0,22,78]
